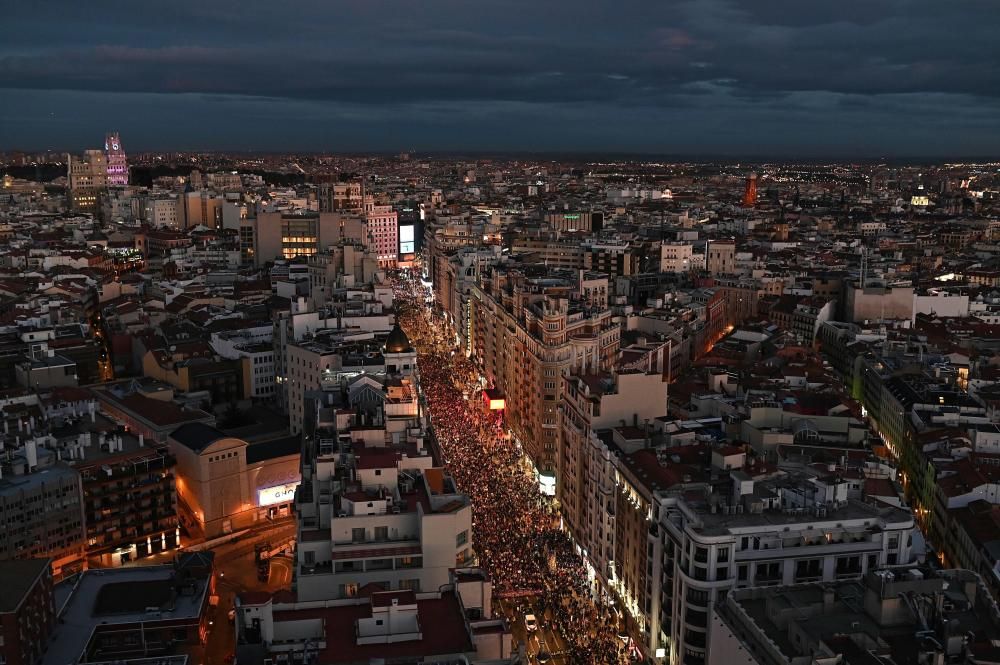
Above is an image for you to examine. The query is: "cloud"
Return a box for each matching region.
[1,0,999,154]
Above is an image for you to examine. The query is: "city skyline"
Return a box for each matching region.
[2,1,1000,157]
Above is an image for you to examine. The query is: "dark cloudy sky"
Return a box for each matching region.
[2,0,999,157]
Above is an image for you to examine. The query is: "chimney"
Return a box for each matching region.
[25,439,38,469]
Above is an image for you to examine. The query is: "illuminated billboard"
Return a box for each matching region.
[483,388,505,411]
[399,225,415,254]
[258,482,298,507]
[538,472,556,497]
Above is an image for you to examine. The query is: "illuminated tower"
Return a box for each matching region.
[742,171,757,207]
[104,132,129,186]
[743,173,757,208]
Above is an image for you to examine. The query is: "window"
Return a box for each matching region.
[352,528,366,543]
[456,530,468,547]
[374,526,388,542]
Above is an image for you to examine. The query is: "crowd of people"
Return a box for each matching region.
[391,272,629,664]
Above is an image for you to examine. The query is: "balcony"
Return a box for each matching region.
[300,561,334,576]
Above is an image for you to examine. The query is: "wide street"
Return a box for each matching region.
[392,271,628,663]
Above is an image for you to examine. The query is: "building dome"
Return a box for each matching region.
[384,324,412,353]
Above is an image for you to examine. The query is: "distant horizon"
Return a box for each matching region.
[3,144,999,168]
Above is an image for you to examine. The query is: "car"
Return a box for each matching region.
[524,614,538,632]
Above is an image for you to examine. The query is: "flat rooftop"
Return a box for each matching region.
[269,591,474,664]
[45,566,208,665]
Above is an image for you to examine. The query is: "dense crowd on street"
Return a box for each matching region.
[391,271,628,664]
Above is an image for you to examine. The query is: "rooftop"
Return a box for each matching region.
[0,558,50,613]
[169,422,231,452]
[45,565,209,665]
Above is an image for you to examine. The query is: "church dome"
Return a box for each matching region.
[384,324,412,353]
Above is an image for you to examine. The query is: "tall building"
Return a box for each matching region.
[742,172,757,208]
[67,149,107,213]
[103,132,128,186]
[365,197,399,268]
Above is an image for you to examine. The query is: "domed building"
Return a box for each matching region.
[383,324,416,375]
[384,324,413,354]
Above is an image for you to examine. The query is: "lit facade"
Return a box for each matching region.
[104,132,128,186]
[365,198,399,268]
[468,267,620,487]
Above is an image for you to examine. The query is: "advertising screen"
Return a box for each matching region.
[399,225,415,254]
[257,482,298,507]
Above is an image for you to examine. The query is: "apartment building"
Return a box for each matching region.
[661,242,695,274]
[707,240,736,277]
[582,239,641,278]
[293,331,474,602]
[468,266,620,489]
[559,370,668,555]
[0,559,56,665]
[510,234,585,269]
[657,470,918,665]
[437,246,503,348]
[236,570,516,665]
[272,295,393,418]
[0,450,86,578]
[306,243,380,306]
[546,210,603,233]
[72,430,179,566]
[249,211,366,265]
[709,568,1000,665]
